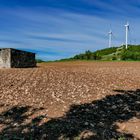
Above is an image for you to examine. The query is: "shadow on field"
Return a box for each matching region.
[0,89,140,140]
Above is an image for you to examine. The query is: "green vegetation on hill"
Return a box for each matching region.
[36,59,45,63]
[59,45,140,61]
[121,45,140,60]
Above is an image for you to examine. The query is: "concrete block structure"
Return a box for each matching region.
[0,48,36,68]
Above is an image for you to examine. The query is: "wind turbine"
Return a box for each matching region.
[125,22,129,49]
[108,30,112,48]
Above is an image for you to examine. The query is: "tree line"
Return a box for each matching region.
[36,45,140,62]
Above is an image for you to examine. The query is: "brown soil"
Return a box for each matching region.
[0,61,140,140]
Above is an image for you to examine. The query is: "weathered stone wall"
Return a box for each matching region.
[0,49,11,68]
[11,49,36,68]
[0,48,36,68]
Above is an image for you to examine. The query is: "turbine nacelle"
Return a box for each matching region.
[108,30,112,35]
[125,22,129,29]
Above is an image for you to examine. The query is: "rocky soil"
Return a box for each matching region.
[0,61,140,140]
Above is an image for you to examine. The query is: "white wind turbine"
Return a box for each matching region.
[108,30,113,48]
[125,22,130,49]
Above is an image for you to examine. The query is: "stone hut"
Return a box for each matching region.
[0,48,36,68]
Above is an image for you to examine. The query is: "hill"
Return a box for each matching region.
[59,45,140,61]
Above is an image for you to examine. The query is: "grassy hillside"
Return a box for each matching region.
[121,45,140,60]
[59,45,140,61]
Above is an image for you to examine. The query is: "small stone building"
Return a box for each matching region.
[0,48,36,68]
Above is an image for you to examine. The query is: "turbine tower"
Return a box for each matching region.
[125,22,129,49]
[108,30,112,48]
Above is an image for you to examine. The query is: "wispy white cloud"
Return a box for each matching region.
[0,1,140,60]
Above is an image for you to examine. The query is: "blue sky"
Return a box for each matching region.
[0,0,140,60]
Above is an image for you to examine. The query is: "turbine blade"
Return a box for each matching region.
[128,26,130,31]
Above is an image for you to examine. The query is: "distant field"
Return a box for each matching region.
[0,61,140,139]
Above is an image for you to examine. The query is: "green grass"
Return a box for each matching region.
[57,45,140,62]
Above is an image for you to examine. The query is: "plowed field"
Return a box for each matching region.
[0,61,140,140]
